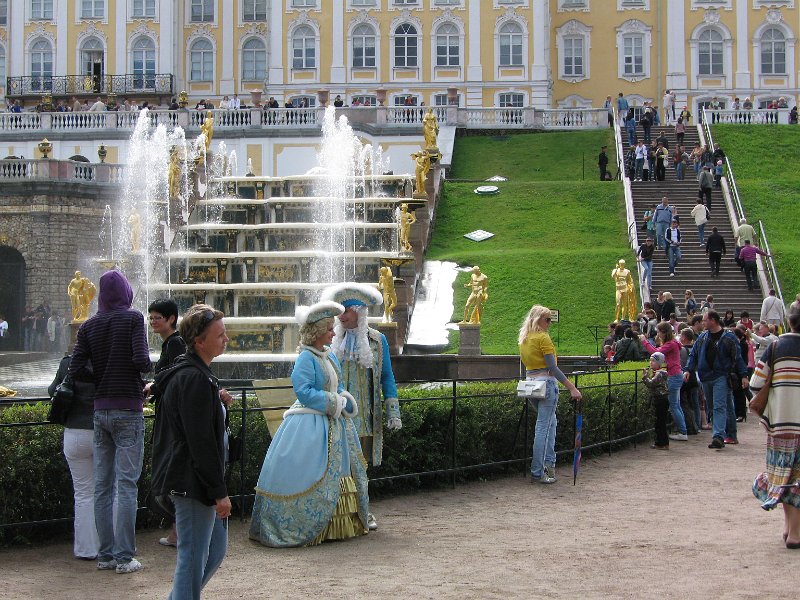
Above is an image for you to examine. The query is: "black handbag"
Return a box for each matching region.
[47,375,75,425]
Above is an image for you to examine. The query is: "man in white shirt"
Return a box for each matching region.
[0,314,7,349]
[634,140,647,181]
[88,96,106,112]
[748,321,779,362]
[760,289,786,329]
[231,94,241,110]
[663,90,675,124]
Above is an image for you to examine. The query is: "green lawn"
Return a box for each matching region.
[710,125,800,300]
[428,131,625,355]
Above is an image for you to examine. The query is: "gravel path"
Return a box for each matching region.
[0,417,793,599]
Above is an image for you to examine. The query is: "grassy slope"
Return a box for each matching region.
[710,126,800,299]
[427,131,625,355]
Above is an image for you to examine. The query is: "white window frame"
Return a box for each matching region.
[290,0,317,8]
[393,23,420,69]
[698,29,724,76]
[80,0,105,19]
[350,94,376,106]
[434,22,460,68]
[556,19,591,82]
[291,25,317,70]
[30,0,54,20]
[0,0,8,25]
[241,37,267,82]
[131,0,156,18]
[189,37,214,82]
[689,22,732,87]
[348,0,376,7]
[616,19,652,82]
[557,0,588,11]
[189,0,214,23]
[753,20,796,88]
[494,0,528,7]
[392,93,421,106]
[617,0,649,9]
[497,21,524,67]
[393,0,420,6]
[130,35,156,89]
[352,23,377,68]
[29,38,54,91]
[690,1,732,10]
[433,92,460,106]
[433,0,462,7]
[497,91,525,107]
[760,27,786,75]
[0,46,5,90]
[242,0,267,21]
[753,1,793,7]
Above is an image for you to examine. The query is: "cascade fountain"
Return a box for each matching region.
[109,106,421,377]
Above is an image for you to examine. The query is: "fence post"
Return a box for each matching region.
[451,379,457,489]
[239,388,247,520]
[607,369,613,456]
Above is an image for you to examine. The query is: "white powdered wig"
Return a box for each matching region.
[330,305,374,368]
[295,301,345,326]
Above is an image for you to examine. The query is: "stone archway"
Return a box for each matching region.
[0,246,26,351]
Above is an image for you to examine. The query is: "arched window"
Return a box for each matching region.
[698,29,723,76]
[499,22,523,67]
[292,25,316,69]
[242,38,266,81]
[761,27,786,75]
[352,24,376,68]
[132,37,156,89]
[394,23,418,68]
[435,23,459,67]
[30,39,53,78]
[190,38,213,81]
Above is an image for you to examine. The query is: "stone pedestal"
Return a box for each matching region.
[68,321,81,355]
[458,323,481,356]
[374,321,399,355]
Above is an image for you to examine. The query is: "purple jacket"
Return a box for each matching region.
[68,271,151,411]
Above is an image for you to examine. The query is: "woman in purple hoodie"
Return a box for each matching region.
[69,270,151,574]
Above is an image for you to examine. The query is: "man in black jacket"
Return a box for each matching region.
[152,304,231,599]
[705,226,727,277]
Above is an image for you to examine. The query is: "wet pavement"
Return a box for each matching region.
[0,355,62,399]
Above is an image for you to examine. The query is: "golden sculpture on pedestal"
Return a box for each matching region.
[68,271,97,322]
[460,265,489,325]
[168,146,182,200]
[397,203,417,253]
[612,259,637,322]
[411,150,431,199]
[200,110,214,153]
[378,266,397,322]
[422,107,440,154]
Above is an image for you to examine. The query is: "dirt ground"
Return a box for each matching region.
[1,418,795,600]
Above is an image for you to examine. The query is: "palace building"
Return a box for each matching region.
[1,1,799,115]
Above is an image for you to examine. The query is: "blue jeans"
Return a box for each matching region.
[170,497,228,600]
[697,223,706,245]
[667,374,687,435]
[686,386,701,430]
[676,162,684,180]
[93,409,144,563]
[655,222,668,250]
[635,157,644,179]
[530,378,558,478]
[667,245,681,274]
[701,375,737,442]
[641,259,652,289]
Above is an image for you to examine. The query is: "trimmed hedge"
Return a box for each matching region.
[0,368,652,545]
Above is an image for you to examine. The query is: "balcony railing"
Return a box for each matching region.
[0,158,125,184]
[5,74,174,97]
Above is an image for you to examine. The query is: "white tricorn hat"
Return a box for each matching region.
[295,301,344,326]
[320,282,383,308]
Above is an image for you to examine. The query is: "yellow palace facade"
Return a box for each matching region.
[2,0,800,114]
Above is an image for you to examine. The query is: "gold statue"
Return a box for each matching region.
[422,107,440,153]
[128,211,141,253]
[411,150,431,199]
[200,110,214,152]
[378,266,397,322]
[68,271,96,322]
[168,146,182,200]
[612,259,637,322]
[397,203,417,253]
[460,265,489,325]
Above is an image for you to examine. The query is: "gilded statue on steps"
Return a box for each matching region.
[411,150,431,199]
[612,259,637,322]
[200,110,214,153]
[378,266,397,322]
[422,107,440,153]
[168,146,182,200]
[128,211,141,253]
[460,266,489,325]
[68,271,97,322]
[397,203,417,253]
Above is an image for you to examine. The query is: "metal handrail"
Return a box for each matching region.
[701,107,787,319]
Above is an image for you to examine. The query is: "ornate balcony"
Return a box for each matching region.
[5,74,174,99]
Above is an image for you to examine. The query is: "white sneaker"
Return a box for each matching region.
[367,513,378,531]
[115,558,142,574]
[544,465,557,482]
[669,433,688,441]
[97,559,117,571]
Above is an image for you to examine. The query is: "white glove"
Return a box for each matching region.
[387,417,403,431]
[328,393,345,419]
[340,391,358,418]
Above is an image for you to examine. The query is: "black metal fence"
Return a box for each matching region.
[0,369,651,534]
[5,74,174,97]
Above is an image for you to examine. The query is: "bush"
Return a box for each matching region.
[0,369,652,545]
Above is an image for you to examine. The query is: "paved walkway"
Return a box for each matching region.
[0,356,61,398]
[0,417,794,599]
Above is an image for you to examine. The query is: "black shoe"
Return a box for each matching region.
[708,437,725,449]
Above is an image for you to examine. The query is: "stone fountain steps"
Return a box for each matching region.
[164,251,405,259]
[183,222,398,231]
[196,197,419,206]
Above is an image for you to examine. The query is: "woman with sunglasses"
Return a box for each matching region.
[519,305,583,484]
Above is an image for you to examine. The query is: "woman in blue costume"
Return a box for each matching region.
[249,301,370,547]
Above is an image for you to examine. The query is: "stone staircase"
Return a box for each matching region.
[622,124,764,318]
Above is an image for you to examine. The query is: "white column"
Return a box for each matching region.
[465,0,482,106]
[735,0,750,89]
[665,0,687,90]
[220,1,234,94]
[56,0,68,75]
[268,0,284,87]
[115,0,127,74]
[8,0,24,76]
[330,0,345,83]
[159,1,174,93]
[530,0,550,108]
